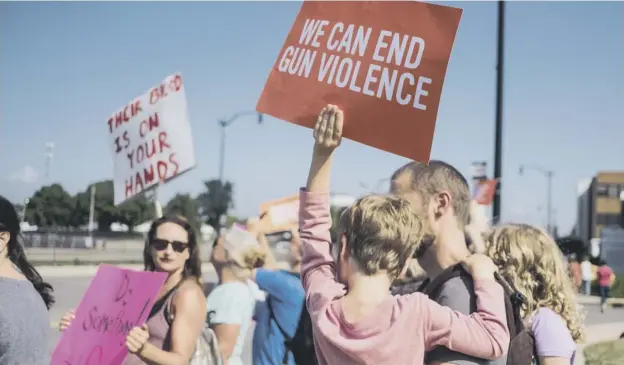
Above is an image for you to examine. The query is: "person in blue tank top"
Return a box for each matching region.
[248,218,305,365]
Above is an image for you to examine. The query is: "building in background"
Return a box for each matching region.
[576,178,593,242]
[576,171,624,243]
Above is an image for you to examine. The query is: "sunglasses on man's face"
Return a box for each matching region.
[151,238,188,253]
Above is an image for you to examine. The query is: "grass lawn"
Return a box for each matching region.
[584,339,624,365]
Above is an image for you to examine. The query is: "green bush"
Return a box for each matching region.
[584,339,624,365]
[591,275,624,298]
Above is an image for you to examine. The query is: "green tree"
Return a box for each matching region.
[165,193,201,232]
[224,215,245,228]
[196,179,234,232]
[73,180,154,232]
[118,195,155,231]
[25,184,75,227]
[556,236,587,259]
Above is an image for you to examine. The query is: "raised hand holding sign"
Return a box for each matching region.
[257,1,462,163]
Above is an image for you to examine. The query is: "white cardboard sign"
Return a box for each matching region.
[268,200,300,227]
[107,73,196,205]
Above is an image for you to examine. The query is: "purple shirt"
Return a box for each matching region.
[532,307,577,364]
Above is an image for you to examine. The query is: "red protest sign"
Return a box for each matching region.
[474,179,498,206]
[257,1,462,162]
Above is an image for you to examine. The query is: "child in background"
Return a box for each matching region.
[299,105,510,365]
[486,224,585,365]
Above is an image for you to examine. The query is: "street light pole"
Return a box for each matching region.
[358,178,390,193]
[88,184,96,248]
[45,142,54,183]
[219,120,227,182]
[218,111,263,182]
[546,170,553,235]
[20,198,29,226]
[376,178,390,193]
[519,165,554,234]
[492,0,506,225]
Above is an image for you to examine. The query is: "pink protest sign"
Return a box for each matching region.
[51,264,167,365]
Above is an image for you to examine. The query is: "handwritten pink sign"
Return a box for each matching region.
[51,265,167,365]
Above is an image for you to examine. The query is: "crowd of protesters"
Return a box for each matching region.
[0,104,615,365]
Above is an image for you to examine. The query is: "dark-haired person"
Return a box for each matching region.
[60,216,206,365]
[0,195,54,365]
[390,161,507,365]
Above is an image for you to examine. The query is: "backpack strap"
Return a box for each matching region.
[266,297,292,365]
[266,297,291,340]
[424,265,529,338]
[494,272,528,335]
[422,263,466,298]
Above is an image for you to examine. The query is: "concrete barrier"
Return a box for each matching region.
[36,261,290,278]
[26,243,291,265]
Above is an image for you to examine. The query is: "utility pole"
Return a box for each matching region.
[546,170,553,234]
[88,184,96,248]
[218,112,263,182]
[20,198,29,226]
[216,111,263,232]
[45,142,55,183]
[492,0,505,224]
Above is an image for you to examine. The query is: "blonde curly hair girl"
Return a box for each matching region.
[485,224,585,343]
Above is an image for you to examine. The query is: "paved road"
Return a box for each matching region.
[45,274,624,365]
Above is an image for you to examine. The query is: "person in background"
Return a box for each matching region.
[580,255,592,296]
[298,104,510,364]
[0,195,54,365]
[248,217,306,365]
[567,254,581,293]
[486,224,585,365]
[208,226,266,365]
[596,260,615,313]
[60,215,207,365]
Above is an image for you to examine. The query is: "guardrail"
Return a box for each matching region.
[25,233,291,265]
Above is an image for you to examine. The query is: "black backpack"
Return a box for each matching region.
[266,273,318,365]
[422,264,538,365]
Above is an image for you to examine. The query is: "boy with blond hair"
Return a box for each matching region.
[298,105,510,365]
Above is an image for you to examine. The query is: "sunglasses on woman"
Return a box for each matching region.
[151,238,188,253]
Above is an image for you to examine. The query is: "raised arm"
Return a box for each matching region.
[421,254,510,360]
[300,105,347,317]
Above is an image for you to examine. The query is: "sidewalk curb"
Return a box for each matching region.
[584,321,624,344]
[577,295,624,306]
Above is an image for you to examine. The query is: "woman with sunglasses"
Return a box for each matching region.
[208,225,266,365]
[59,216,206,365]
[0,195,54,365]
